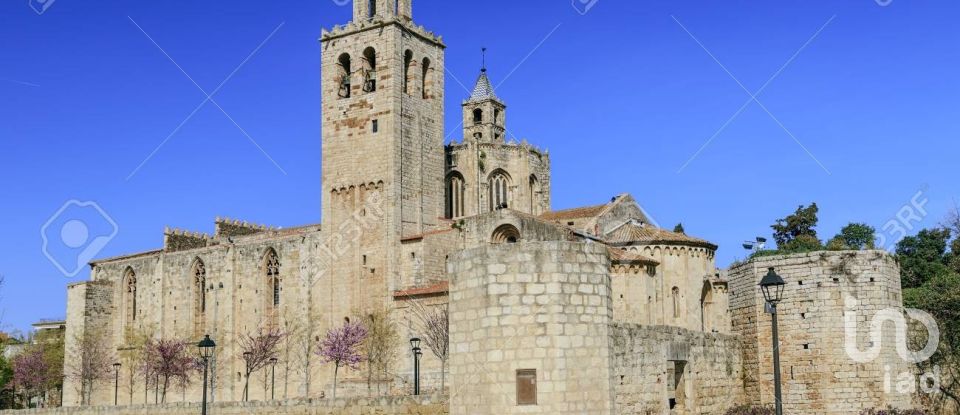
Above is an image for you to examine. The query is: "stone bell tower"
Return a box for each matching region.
[320,0,445,302]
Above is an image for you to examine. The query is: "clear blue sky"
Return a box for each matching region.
[1,0,958,333]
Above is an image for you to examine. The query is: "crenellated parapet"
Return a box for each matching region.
[320,16,444,47]
[213,217,276,239]
[163,226,215,252]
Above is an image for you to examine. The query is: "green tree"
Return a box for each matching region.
[903,271,960,409]
[771,203,822,251]
[896,228,952,288]
[831,223,876,250]
[673,223,685,234]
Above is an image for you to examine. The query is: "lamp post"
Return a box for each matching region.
[269,358,278,400]
[242,352,252,401]
[197,335,216,415]
[112,363,121,405]
[759,267,786,415]
[410,338,422,396]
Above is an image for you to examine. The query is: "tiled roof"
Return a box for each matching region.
[606,247,659,265]
[467,71,499,102]
[393,281,449,299]
[605,221,717,250]
[538,204,608,221]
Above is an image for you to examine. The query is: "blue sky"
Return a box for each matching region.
[1,0,958,333]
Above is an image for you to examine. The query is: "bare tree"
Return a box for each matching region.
[65,328,113,406]
[281,308,320,399]
[238,327,284,401]
[363,309,399,396]
[408,301,449,391]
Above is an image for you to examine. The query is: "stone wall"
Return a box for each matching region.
[0,395,446,415]
[728,251,916,414]
[611,324,744,415]
[63,280,115,407]
[448,241,615,415]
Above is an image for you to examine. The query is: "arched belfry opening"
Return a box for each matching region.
[362,47,377,92]
[338,53,352,98]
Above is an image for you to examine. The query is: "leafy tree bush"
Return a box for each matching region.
[832,223,876,250]
[860,407,928,415]
[896,228,952,288]
[673,223,685,234]
[724,405,775,415]
[771,203,821,248]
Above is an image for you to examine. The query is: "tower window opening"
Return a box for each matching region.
[368,0,376,18]
[403,50,414,94]
[362,47,377,92]
[422,57,432,99]
[372,119,379,133]
[337,53,352,98]
[473,108,483,124]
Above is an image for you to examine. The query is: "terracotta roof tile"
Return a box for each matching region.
[605,221,717,250]
[539,204,608,221]
[606,247,659,265]
[393,281,449,299]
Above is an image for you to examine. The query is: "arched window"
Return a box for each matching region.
[368,0,376,18]
[123,268,137,332]
[337,53,352,98]
[403,50,414,94]
[528,175,541,215]
[491,224,521,244]
[192,259,206,336]
[488,170,511,211]
[672,287,681,319]
[473,108,483,124]
[421,57,432,99]
[700,281,713,332]
[264,249,281,309]
[362,47,377,92]
[494,108,501,124]
[445,172,465,219]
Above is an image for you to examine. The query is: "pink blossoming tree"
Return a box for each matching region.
[317,319,367,399]
[142,338,196,403]
[12,348,49,406]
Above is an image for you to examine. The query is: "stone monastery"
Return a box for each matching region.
[62,1,917,414]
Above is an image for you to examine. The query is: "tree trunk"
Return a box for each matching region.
[332,364,339,400]
[441,359,446,391]
[244,373,250,401]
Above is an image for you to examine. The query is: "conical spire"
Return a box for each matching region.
[468,71,498,102]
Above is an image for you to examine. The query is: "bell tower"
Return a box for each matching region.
[320,0,445,302]
[462,62,506,142]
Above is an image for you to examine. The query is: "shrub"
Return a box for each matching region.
[860,408,928,415]
[725,405,776,415]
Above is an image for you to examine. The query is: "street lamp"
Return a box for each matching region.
[269,357,278,400]
[197,335,216,415]
[410,338,422,396]
[112,363,121,406]
[759,267,786,415]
